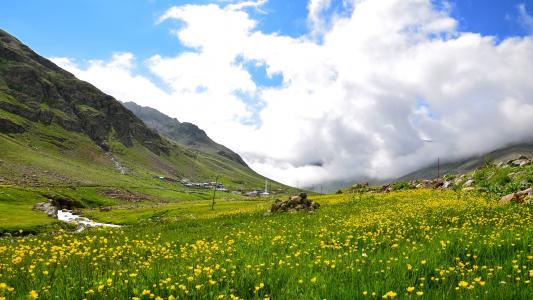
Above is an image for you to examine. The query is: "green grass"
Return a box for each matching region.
[83,198,269,225]
[470,163,532,196]
[0,184,263,233]
[1,190,533,299]
[0,187,59,233]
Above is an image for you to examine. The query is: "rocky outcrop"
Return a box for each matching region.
[270,193,320,213]
[33,201,58,218]
[0,117,26,133]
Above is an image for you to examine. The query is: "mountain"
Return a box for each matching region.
[123,101,247,167]
[0,29,289,193]
[0,31,169,155]
[396,143,533,182]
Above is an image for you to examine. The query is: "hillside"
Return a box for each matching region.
[123,101,248,167]
[0,28,294,233]
[396,143,533,182]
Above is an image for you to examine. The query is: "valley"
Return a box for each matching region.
[2,2,533,298]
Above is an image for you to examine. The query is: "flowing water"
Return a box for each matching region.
[57,210,121,232]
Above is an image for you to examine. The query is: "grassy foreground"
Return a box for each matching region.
[1,190,533,299]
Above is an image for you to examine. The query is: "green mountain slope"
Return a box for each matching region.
[123,101,248,167]
[396,143,533,181]
[0,28,293,233]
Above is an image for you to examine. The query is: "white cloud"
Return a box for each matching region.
[51,0,533,190]
[308,0,333,35]
[517,3,533,33]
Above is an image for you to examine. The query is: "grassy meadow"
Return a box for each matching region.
[1,190,533,299]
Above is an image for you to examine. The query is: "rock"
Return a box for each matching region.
[499,193,522,205]
[463,179,475,187]
[294,204,305,210]
[288,196,302,206]
[517,155,529,160]
[517,187,533,196]
[442,181,453,189]
[0,117,26,133]
[520,181,532,188]
[33,201,58,218]
[512,159,529,166]
[520,160,532,167]
[270,193,319,213]
[499,188,533,205]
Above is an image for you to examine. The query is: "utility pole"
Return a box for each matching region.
[437,157,440,179]
[211,175,220,210]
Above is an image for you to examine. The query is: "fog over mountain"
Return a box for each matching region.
[51,0,533,188]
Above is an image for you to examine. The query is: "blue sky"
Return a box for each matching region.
[1,0,532,63]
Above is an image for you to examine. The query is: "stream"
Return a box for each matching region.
[57,209,121,232]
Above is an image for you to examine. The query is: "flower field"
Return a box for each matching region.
[1,190,533,299]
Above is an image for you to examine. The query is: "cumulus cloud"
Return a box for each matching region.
[51,0,533,190]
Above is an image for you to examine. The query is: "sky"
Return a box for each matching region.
[1,0,533,190]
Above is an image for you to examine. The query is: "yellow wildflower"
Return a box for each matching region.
[382,291,397,298]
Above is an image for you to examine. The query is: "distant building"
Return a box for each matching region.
[246,190,259,197]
